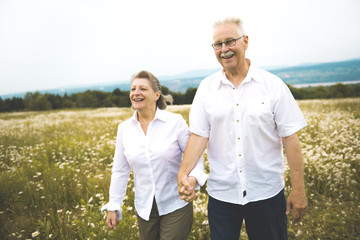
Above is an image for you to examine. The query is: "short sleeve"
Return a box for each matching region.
[274,82,308,137]
[189,81,211,138]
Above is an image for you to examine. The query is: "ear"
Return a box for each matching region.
[243,35,249,50]
[155,91,161,101]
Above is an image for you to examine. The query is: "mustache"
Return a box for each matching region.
[220,51,235,58]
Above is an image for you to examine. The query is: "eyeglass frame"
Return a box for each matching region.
[211,35,245,50]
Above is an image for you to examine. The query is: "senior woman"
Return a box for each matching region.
[101,70,207,240]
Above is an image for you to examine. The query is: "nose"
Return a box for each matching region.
[133,88,141,95]
[130,89,140,98]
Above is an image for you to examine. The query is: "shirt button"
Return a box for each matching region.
[238,154,241,157]
[236,103,239,106]
[237,120,239,123]
[237,137,240,140]
[239,170,242,173]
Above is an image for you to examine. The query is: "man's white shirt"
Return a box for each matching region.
[190,62,307,205]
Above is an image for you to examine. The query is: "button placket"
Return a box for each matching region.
[233,85,246,200]
[238,88,247,198]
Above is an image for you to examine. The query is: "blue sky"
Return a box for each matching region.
[1,0,360,95]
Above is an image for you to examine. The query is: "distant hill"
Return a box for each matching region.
[271,58,360,85]
[161,58,360,91]
[2,58,360,99]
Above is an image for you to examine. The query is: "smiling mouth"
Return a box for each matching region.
[133,98,144,102]
[220,51,235,59]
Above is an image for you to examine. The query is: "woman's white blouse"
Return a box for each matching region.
[101,108,207,221]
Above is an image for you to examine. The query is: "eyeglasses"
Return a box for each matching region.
[211,35,245,50]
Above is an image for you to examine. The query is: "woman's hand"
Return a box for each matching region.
[105,211,119,230]
[178,176,197,202]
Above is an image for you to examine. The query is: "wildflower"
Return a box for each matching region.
[95,174,104,179]
[32,231,40,237]
[57,209,63,213]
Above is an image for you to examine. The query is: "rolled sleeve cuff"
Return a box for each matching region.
[279,122,308,138]
[189,127,209,139]
[189,167,208,187]
[101,202,123,221]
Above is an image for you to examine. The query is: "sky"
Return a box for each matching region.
[0,0,360,96]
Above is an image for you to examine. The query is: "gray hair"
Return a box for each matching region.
[131,70,173,110]
[213,16,245,35]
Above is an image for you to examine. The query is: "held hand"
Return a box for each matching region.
[178,175,197,202]
[177,173,190,196]
[105,211,119,230]
[286,189,308,223]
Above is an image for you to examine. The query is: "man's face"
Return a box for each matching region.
[212,23,248,72]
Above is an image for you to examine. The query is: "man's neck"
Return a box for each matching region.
[224,58,250,88]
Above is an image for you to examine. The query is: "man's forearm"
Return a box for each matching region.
[282,133,305,191]
[179,133,208,176]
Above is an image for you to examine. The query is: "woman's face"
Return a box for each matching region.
[130,78,160,111]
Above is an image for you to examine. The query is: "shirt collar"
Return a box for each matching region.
[245,61,263,84]
[218,58,263,88]
[154,108,169,122]
[131,108,168,123]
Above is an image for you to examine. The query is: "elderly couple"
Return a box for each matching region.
[101,17,308,240]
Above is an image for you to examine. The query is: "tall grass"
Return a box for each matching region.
[0,99,359,239]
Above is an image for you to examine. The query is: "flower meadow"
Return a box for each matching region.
[0,98,359,240]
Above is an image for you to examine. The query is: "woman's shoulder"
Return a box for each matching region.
[157,109,187,127]
[158,108,183,120]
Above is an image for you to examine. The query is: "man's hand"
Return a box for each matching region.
[178,175,197,202]
[177,133,208,202]
[105,211,119,230]
[286,189,308,223]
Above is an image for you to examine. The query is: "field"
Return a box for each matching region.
[0,98,359,240]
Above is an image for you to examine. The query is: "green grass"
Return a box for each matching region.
[0,99,359,239]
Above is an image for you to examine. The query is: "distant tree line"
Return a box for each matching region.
[0,83,359,113]
[286,83,360,100]
[0,86,197,112]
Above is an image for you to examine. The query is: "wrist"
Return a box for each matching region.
[291,184,306,193]
[177,168,188,178]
